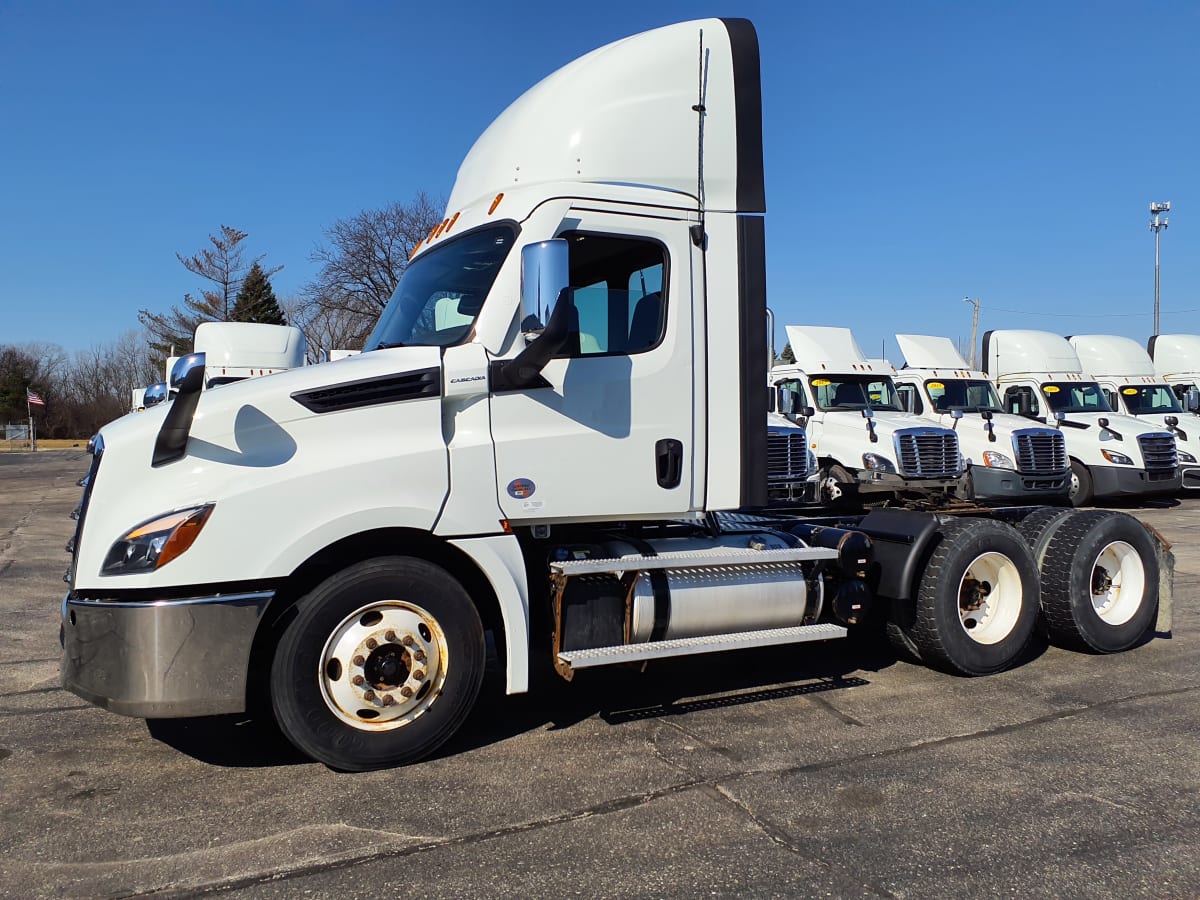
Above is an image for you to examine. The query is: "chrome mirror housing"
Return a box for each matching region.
[520,239,569,336]
[169,353,206,396]
[143,382,169,408]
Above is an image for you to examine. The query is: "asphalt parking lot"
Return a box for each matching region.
[2,450,1198,899]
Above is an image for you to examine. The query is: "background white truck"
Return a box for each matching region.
[1069,334,1200,490]
[984,329,1180,505]
[194,321,306,388]
[61,19,1169,772]
[771,325,965,505]
[892,334,1069,503]
[1148,333,1200,414]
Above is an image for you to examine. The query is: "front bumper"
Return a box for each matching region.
[970,466,1069,501]
[855,470,962,495]
[60,590,273,718]
[1181,465,1200,491]
[1090,465,1182,499]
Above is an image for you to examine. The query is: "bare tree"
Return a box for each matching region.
[139,226,281,365]
[285,294,368,364]
[304,194,443,346]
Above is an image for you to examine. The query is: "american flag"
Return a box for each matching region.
[26,388,45,407]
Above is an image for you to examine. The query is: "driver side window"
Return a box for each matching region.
[558,231,666,358]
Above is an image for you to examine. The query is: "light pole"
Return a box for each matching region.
[963,297,981,368]
[1150,201,1170,336]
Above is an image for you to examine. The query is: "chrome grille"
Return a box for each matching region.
[1138,432,1178,474]
[1012,429,1067,474]
[894,429,961,478]
[767,428,809,485]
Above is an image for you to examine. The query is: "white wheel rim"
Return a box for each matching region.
[1069,471,1080,499]
[1090,541,1145,626]
[957,551,1023,644]
[318,601,448,731]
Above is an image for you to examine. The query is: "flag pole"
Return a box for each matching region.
[26,392,35,452]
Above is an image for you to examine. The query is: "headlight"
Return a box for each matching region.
[1178,450,1196,464]
[1100,449,1134,465]
[862,453,896,473]
[982,451,1015,469]
[101,505,214,575]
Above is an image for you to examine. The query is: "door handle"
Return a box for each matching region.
[655,439,683,489]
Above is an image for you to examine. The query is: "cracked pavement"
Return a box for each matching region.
[1,451,1198,898]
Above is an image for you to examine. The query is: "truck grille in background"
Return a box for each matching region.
[1138,433,1178,477]
[767,429,809,485]
[1012,429,1067,474]
[894,429,961,478]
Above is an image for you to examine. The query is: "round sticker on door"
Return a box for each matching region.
[1043,385,1060,394]
[507,478,536,499]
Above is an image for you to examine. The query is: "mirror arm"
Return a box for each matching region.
[492,289,574,392]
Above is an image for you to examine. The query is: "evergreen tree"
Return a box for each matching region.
[776,342,795,365]
[231,262,286,324]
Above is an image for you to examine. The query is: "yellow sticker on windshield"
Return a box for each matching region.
[1122,388,1139,395]
[927,381,944,390]
[1043,385,1060,394]
[812,378,831,387]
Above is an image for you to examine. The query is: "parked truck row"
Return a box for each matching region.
[61,19,1175,771]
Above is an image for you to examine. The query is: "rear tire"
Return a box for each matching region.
[270,557,485,771]
[1038,510,1159,653]
[1016,507,1074,565]
[1068,459,1094,507]
[900,518,1040,675]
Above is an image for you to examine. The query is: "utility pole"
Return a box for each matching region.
[963,297,981,368]
[1150,202,1170,336]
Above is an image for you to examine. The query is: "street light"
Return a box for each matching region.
[963,297,981,368]
[1150,201,1170,336]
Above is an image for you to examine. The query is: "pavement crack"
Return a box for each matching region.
[699,783,897,898]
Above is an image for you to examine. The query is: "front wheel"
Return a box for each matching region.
[1068,459,1094,507]
[899,518,1040,675]
[270,557,485,771]
[1038,510,1159,653]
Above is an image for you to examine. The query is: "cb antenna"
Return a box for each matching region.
[691,28,709,247]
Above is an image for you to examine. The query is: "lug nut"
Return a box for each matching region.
[414,650,426,662]
[385,630,397,642]
[413,670,426,682]
[402,635,414,647]
[366,638,378,650]
[352,655,365,666]
[381,694,396,706]
[400,686,414,699]
[363,690,377,702]
[351,675,364,686]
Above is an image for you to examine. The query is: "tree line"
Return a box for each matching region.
[0,193,443,439]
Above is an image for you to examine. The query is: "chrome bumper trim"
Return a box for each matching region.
[60,590,273,718]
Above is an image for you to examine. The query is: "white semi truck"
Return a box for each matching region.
[770,326,966,505]
[891,334,1070,503]
[61,20,1169,771]
[1148,334,1200,413]
[984,329,1180,505]
[1069,334,1200,490]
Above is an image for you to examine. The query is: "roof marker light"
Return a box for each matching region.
[488,193,504,215]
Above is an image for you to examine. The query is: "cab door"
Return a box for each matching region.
[489,208,697,522]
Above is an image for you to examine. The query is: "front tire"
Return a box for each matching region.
[270,557,485,771]
[1068,459,1094,507]
[1038,510,1159,653]
[900,518,1040,675]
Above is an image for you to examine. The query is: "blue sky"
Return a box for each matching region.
[1,1,1197,362]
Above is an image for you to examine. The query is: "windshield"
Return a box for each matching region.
[1040,382,1112,414]
[925,378,1003,413]
[364,224,517,351]
[1120,384,1182,415]
[810,375,901,411]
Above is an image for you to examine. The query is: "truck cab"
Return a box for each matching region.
[1148,333,1200,415]
[1068,334,1200,490]
[772,326,965,505]
[892,334,1069,503]
[984,329,1180,505]
[194,322,306,388]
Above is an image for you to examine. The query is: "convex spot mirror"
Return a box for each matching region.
[143,382,169,408]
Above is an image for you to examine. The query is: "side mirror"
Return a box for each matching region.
[169,353,206,397]
[1098,417,1110,429]
[779,390,795,415]
[801,405,815,418]
[981,410,993,421]
[142,382,169,408]
[766,387,776,414]
[1187,387,1200,412]
[1166,414,1179,427]
[154,352,206,467]
[520,239,570,338]
[950,409,963,420]
[897,391,913,413]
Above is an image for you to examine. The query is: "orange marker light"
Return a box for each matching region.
[488,193,504,215]
[444,212,460,234]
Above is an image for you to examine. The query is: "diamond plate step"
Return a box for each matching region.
[549,546,837,577]
[557,623,848,671]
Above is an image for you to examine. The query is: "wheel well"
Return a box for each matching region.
[245,528,506,713]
